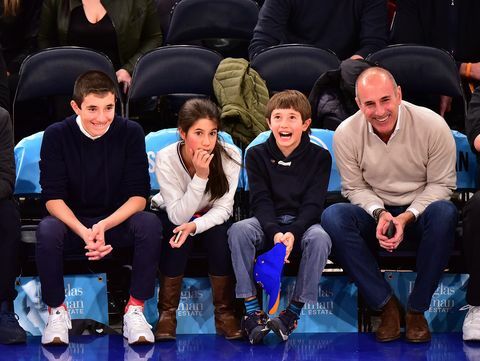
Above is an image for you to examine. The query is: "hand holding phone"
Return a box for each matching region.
[174,230,183,244]
[386,220,396,239]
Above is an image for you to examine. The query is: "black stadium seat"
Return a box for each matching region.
[13,46,122,143]
[166,0,259,59]
[366,44,467,131]
[126,45,223,132]
[250,44,341,96]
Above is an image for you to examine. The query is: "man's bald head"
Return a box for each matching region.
[355,67,399,100]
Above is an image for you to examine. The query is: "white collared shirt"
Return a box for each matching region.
[75,116,110,140]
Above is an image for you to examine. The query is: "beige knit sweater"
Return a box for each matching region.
[333,100,456,217]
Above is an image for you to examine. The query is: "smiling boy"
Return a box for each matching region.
[227,90,332,344]
[36,71,162,346]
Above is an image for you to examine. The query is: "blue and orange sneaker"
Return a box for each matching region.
[241,310,270,344]
[267,309,299,341]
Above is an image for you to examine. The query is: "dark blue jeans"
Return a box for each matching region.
[321,200,457,312]
[36,211,162,307]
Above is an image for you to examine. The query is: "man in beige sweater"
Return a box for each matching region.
[322,67,457,343]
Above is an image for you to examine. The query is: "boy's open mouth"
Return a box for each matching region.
[279,132,292,138]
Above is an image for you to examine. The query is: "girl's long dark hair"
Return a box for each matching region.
[178,98,237,201]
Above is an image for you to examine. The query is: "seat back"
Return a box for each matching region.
[166,0,259,58]
[13,47,122,142]
[366,45,467,129]
[366,45,463,98]
[145,128,243,192]
[250,44,341,96]
[126,46,223,128]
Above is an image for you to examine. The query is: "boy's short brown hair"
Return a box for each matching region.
[72,70,116,108]
[265,89,312,123]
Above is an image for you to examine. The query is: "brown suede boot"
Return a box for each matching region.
[375,296,404,342]
[405,311,431,343]
[154,275,183,341]
[210,275,243,340]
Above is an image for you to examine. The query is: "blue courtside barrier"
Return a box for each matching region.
[14,131,44,195]
[453,130,478,190]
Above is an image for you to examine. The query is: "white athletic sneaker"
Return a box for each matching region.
[463,305,480,341]
[123,306,154,345]
[42,306,72,345]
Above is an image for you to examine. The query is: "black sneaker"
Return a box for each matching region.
[241,310,270,345]
[267,309,299,341]
[0,311,26,344]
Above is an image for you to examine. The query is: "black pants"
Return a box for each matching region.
[36,211,162,307]
[0,198,21,302]
[158,212,233,277]
[463,191,480,305]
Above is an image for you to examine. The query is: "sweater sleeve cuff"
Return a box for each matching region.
[264,223,281,243]
[406,207,420,220]
[368,204,385,218]
[192,218,204,235]
[191,174,208,189]
[289,223,305,244]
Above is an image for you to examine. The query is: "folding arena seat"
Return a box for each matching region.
[250,44,341,96]
[366,44,466,131]
[166,0,259,59]
[126,45,223,133]
[13,46,122,143]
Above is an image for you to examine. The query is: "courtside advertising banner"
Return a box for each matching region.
[263,276,358,332]
[14,274,108,336]
[385,271,469,332]
[144,277,215,334]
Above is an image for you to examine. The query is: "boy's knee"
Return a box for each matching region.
[36,216,66,248]
[227,220,255,247]
[305,227,332,254]
[130,211,163,235]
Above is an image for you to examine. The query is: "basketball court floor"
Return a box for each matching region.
[0,332,478,361]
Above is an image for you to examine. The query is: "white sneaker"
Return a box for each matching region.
[123,306,154,345]
[463,305,480,341]
[41,306,72,345]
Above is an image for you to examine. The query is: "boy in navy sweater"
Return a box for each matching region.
[228,90,332,344]
[37,71,162,346]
